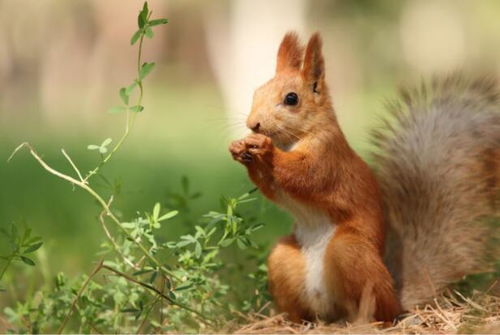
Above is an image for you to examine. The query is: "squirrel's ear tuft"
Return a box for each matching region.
[302,33,325,93]
[276,32,303,74]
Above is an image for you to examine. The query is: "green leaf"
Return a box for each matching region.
[126,82,137,95]
[148,270,158,284]
[250,224,264,233]
[249,239,259,248]
[237,198,255,205]
[149,18,168,26]
[120,222,136,229]
[145,27,154,39]
[107,106,127,114]
[236,238,247,250]
[180,235,196,242]
[130,29,142,45]
[101,138,112,147]
[139,62,155,80]
[176,240,192,247]
[119,87,129,105]
[99,146,108,154]
[194,225,205,236]
[175,281,193,291]
[238,192,251,200]
[87,144,100,150]
[26,236,42,245]
[164,241,176,248]
[130,105,144,113]
[219,238,234,247]
[138,2,149,29]
[20,256,35,266]
[23,241,43,254]
[152,203,160,221]
[158,210,178,222]
[138,16,146,29]
[22,227,32,243]
[194,242,202,257]
[121,308,140,313]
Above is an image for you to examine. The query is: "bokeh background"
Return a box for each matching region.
[1,0,500,300]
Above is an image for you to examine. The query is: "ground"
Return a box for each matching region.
[235,291,500,334]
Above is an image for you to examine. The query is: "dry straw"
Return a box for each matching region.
[234,289,499,334]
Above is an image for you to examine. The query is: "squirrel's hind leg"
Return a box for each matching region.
[267,235,312,323]
[324,229,402,322]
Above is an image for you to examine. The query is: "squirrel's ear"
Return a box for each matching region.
[302,33,325,93]
[276,32,303,74]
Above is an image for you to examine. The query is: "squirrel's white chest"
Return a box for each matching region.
[276,192,336,318]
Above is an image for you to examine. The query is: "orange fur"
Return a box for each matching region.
[229,32,402,322]
[267,235,311,322]
[276,32,303,74]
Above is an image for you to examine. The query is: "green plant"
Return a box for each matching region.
[3,2,268,333]
[0,224,43,282]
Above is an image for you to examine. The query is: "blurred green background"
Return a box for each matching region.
[1,0,500,305]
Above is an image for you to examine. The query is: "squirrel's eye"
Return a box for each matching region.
[284,92,299,106]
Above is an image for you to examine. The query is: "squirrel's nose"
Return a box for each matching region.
[249,122,261,132]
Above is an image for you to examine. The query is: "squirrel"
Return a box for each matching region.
[229,32,499,323]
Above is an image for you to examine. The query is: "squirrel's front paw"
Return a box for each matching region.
[243,133,273,157]
[229,134,273,164]
[229,139,253,164]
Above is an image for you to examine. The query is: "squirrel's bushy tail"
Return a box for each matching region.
[372,74,500,310]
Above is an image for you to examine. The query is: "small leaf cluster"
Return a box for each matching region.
[4,270,147,334]
[0,224,43,272]
[131,2,168,45]
[204,192,263,250]
[120,202,178,253]
[87,138,112,154]
[108,2,167,116]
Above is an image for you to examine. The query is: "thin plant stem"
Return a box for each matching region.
[136,295,160,334]
[0,254,14,281]
[102,265,215,327]
[99,197,138,270]
[8,142,179,281]
[58,260,104,334]
[83,28,146,183]
[61,149,85,182]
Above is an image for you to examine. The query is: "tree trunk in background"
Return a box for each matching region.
[205,0,307,137]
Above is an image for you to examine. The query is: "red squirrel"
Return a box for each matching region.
[229,32,500,323]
